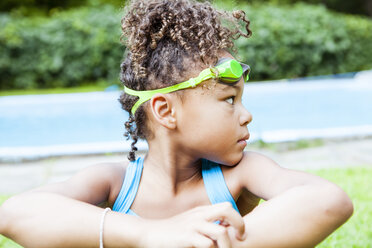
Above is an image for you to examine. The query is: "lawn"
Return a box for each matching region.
[0,166,371,247]
[312,167,372,247]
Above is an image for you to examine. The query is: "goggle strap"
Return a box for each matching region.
[125,67,214,115]
[125,58,250,115]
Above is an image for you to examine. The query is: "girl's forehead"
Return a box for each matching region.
[199,77,244,95]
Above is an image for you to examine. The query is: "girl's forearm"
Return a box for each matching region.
[0,192,143,248]
[235,183,353,248]
[0,193,247,248]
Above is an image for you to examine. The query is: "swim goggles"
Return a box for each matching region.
[124,58,251,115]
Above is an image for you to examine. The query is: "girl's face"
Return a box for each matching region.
[175,54,252,166]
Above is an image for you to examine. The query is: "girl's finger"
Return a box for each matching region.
[205,202,246,240]
[216,233,232,248]
[190,234,215,248]
[197,222,231,248]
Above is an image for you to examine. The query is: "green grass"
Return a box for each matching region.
[310,167,372,248]
[249,138,325,152]
[0,167,371,247]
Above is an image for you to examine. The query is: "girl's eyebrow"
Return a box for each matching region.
[221,84,242,92]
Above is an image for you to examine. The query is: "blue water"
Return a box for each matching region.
[0,77,371,157]
[0,92,127,147]
[244,80,372,132]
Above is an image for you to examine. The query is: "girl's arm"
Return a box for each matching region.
[231,152,353,248]
[0,191,146,247]
[0,164,246,248]
[0,163,136,247]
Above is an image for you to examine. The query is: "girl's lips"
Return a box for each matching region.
[238,133,250,143]
[237,133,250,146]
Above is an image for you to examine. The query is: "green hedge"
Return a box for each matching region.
[234,2,372,80]
[241,0,372,16]
[0,5,124,90]
[1,3,372,90]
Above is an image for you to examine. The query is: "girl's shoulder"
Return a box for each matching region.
[224,151,280,183]
[221,152,271,214]
[81,160,130,205]
[222,151,282,199]
[33,160,130,207]
[235,150,282,176]
[227,151,329,202]
[233,151,286,192]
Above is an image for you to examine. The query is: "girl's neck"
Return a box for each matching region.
[144,139,202,194]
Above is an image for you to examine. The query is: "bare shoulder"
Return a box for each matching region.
[221,152,274,210]
[225,152,277,213]
[238,151,280,168]
[224,151,279,177]
[73,161,130,204]
[33,160,130,206]
[233,151,328,200]
[232,151,282,183]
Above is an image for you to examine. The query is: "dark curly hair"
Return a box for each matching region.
[119,0,252,161]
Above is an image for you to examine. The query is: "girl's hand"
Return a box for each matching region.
[141,202,246,248]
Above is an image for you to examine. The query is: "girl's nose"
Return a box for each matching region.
[239,105,252,126]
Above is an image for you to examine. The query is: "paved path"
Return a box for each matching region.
[1,139,372,194]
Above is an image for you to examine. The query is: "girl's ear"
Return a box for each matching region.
[149,93,177,129]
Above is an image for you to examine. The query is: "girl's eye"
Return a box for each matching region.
[225,96,235,105]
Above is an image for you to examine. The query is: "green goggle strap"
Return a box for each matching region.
[124,59,247,115]
[125,68,215,115]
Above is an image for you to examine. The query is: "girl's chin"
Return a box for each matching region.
[220,153,245,167]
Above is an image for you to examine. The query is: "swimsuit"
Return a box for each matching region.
[112,157,239,216]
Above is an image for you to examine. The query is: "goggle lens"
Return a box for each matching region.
[215,58,251,84]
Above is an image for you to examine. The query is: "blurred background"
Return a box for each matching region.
[1,0,372,158]
[0,0,371,247]
[1,0,372,89]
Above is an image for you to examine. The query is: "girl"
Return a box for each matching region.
[0,0,353,247]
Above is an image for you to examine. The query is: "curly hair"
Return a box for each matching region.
[119,0,252,161]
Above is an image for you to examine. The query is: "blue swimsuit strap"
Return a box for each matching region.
[112,157,143,213]
[202,159,240,213]
[112,158,239,215]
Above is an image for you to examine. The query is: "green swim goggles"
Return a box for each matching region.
[124,58,251,115]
